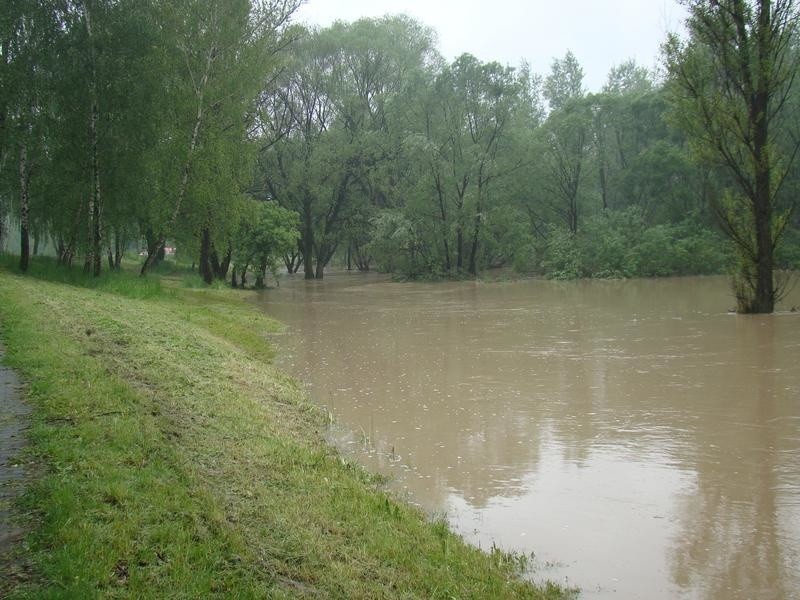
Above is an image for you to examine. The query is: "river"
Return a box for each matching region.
[257,273,800,599]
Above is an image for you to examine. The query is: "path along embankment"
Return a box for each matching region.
[0,343,30,592]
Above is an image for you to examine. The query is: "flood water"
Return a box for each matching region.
[257,274,800,599]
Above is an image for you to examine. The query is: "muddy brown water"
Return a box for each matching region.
[258,274,800,599]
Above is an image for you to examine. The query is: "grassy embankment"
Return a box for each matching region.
[0,257,568,599]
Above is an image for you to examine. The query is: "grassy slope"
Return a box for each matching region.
[0,263,566,599]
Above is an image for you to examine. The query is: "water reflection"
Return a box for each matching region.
[669,316,800,599]
[258,274,800,599]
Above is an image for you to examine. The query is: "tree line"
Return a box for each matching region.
[2,0,799,312]
[1,0,302,286]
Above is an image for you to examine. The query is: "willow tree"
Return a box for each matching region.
[257,17,437,279]
[666,0,800,313]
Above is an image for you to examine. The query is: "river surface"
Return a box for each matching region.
[257,274,800,599]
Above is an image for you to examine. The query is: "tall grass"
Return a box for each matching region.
[0,254,168,300]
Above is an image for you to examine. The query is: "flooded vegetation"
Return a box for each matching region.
[261,273,800,599]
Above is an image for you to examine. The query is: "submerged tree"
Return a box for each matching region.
[231,199,299,288]
[666,0,800,313]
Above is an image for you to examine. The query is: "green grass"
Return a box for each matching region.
[0,261,569,599]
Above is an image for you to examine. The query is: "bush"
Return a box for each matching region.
[538,208,731,280]
[539,225,582,279]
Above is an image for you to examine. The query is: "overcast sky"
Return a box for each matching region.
[293,0,687,91]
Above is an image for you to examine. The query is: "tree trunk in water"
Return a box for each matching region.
[18,144,30,273]
[456,226,463,273]
[303,201,315,280]
[354,243,371,272]
[199,227,214,285]
[434,176,451,272]
[749,3,775,314]
[314,242,337,280]
[284,249,303,274]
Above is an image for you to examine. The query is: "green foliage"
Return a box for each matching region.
[480,207,539,273]
[664,0,800,312]
[776,225,800,270]
[3,4,773,288]
[232,200,300,285]
[539,208,731,280]
[539,225,583,280]
[0,0,301,277]
[256,16,438,279]
[368,210,437,278]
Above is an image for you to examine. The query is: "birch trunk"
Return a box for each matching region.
[18,144,30,273]
[83,0,102,276]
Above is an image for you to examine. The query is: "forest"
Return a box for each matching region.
[2,0,799,312]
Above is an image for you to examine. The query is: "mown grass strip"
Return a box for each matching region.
[0,261,568,599]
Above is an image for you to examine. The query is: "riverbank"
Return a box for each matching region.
[0,262,566,598]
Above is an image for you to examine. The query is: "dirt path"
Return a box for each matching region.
[0,344,30,560]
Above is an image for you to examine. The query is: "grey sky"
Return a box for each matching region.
[294,0,687,91]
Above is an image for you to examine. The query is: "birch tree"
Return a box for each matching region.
[140,0,300,275]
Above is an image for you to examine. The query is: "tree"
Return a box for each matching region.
[666,0,800,313]
[140,0,300,276]
[541,52,591,235]
[231,199,299,288]
[593,60,653,211]
[403,54,529,275]
[543,50,585,112]
[1,1,59,272]
[255,26,341,280]
[257,17,436,279]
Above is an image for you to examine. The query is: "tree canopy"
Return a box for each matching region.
[2,3,799,309]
